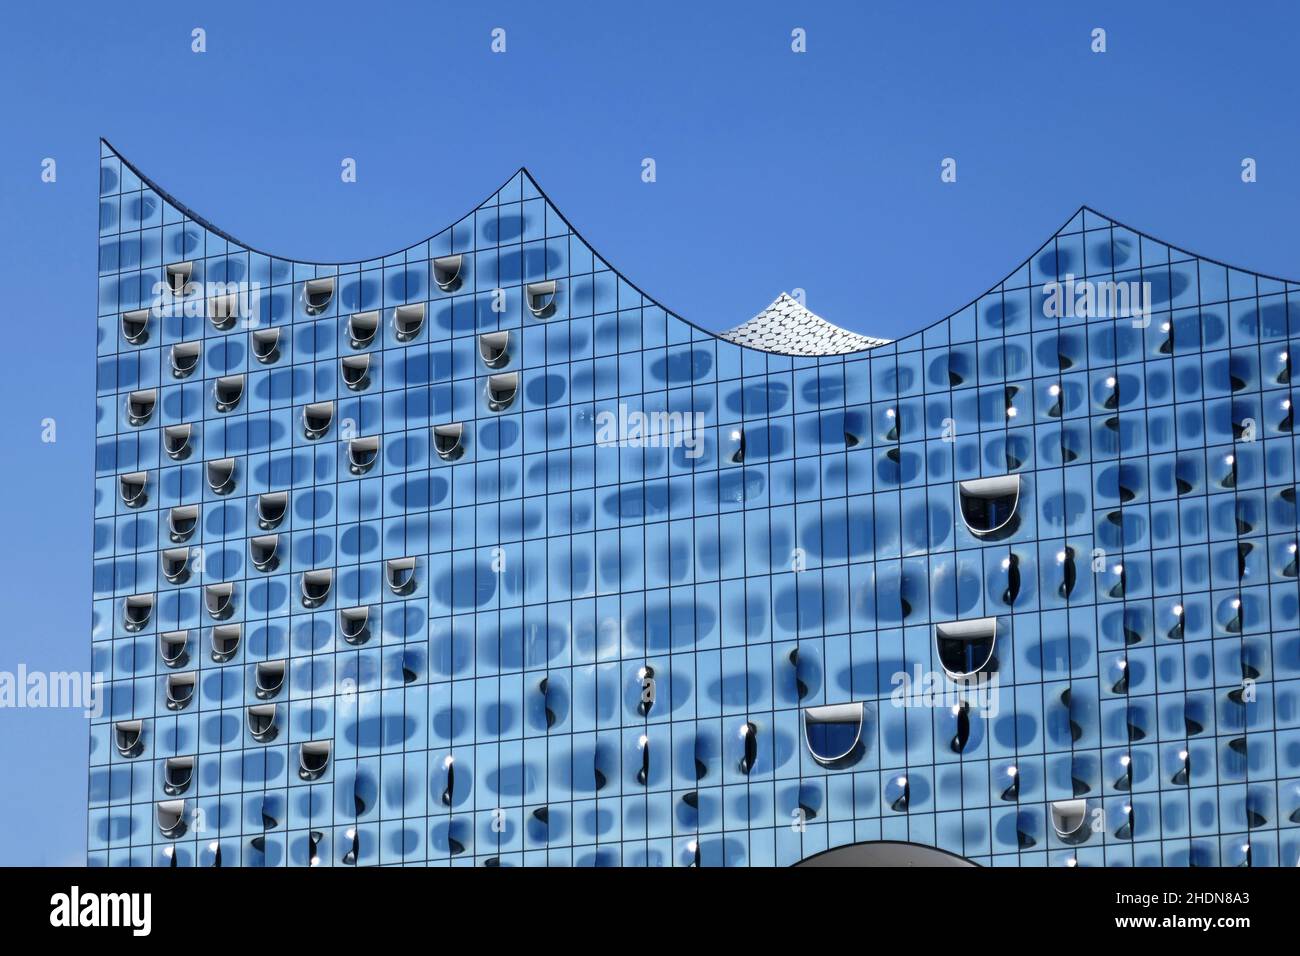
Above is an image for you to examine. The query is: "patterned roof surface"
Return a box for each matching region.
[719,293,891,355]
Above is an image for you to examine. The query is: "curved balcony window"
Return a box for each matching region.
[126,388,156,426]
[163,424,192,461]
[251,327,281,364]
[386,557,416,595]
[339,606,371,645]
[170,340,201,378]
[114,720,144,757]
[205,583,234,620]
[168,505,199,542]
[341,353,371,390]
[347,436,380,475]
[207,457,236,494]
[247,703,278,742]
[486,372,518,412]
[163,756,194,796]
[157,800,187,837]
[432,254,463,292]
[123,594,154,632]
[934,618,998,679]
[302,401,334,440]
[119,471,148,508]
[249,534,279,572]
[526,280,557,317]
[161,547,191,584]
[210,624,241,663]
[393,303,426,342]
[348,311,378,349]
[1050,799,1089,840]
[301,569,333,608]
[159,630,189,668]
[214,375,244,412]
[433,423,464,461]
[165,261,193,297]
[958,475,1021,536]
[479,331,510,369]
[257,491,288,530]
[121,308,150,345]
[299,741,332,780]
[208,292,238,331]
[303,277,335,315]
[165,672,196,711]
[803,703,865,766]
[255,660,286,700]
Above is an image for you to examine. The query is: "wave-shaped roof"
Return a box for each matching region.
[103,139,1300,363]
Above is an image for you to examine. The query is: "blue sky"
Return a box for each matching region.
[3,0,1300,865]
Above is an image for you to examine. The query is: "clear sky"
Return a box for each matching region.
[2,0,1300,866]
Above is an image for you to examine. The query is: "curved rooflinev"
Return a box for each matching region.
[101,138,1299,360]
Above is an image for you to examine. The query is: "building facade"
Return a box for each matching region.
[90,139,1300,866]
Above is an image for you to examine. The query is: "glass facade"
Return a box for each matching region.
[90,139,1300,867]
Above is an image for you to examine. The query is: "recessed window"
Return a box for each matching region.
[214,375,244,412]
[205,583,234,620]
[526,280,557,317]
[386,557,416,594]
[432,254,463,292]
[159,630,189,668]
[211,624,241,662]
[803,703,865,765]
[165,261,193,297]
[393,303,426,342]
[934,618,998,679]
[119,471,149,508]
[433,423,464,461]
[486,372,518,412]
[348,311,378,349]
[341,353,371,390]
[170,341,201,378]
[479,331,510,369]
[303,278,335,315]
[123,593,154,632]
[247,703,278,742]
[302,401,334,440]
[339,606,370,645]
[126,389,156,426]
[161,547,191,584]
[163,424,192,461]
[165,672,196,711]
[255,660,286,700]
[298,741,332,780]
[249,534,279,572]
[163,756,194,796]
[208,291,238,330]
[251,327,281,364]
[958,475,1021,536]
[348,436,380,475]
[257,492,288,530]
[207,457,236,494]
[301,569,333,608]
[1050,799,1088,840]
[114,719,144,757]
[156,800,187,837]
[168,505,199,542]
[121,308,150,345]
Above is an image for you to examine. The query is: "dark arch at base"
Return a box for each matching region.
[794,840,979,868]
